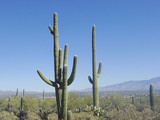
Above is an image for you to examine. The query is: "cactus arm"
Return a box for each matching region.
[37,70,60,88]
[97,62,102,78]
[68,56,78,85]
[88,76,93,84]
[49,25,54,35]
[62,64,68,120]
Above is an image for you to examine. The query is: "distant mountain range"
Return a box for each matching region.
[84,76,160,92]
[1,76,160,98]
[0,90,54,98]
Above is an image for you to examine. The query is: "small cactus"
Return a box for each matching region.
[7,97,12,112]
[150,84,155,111]
[23,89,25,97]
[20,97,23,111]
[132,96,134,104]
[67,110,72,120]
[13,97,27,120]
[15,88,18,99]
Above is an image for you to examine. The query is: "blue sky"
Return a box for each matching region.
[0,0,160,92]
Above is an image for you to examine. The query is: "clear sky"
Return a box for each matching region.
[0,0,160,92]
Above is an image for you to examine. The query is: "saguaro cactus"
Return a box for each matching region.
[20,97,23,111]
[37,13,77,120]
[15,88,18,99]
[88,25,102,108]
[23,89,25,97]
[132,96,134,104]
[150,84,155,111]
[8,97,12,112]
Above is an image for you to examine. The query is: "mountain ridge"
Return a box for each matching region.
[1,76,160,98]
[84,76,160,92]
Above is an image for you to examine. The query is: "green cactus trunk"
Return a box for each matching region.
[20,97,23,111]
[37,13,77,120]
[8,97,11,112]
[150,84,155,111]
[23,89,25,97]
[15,88,18,99]
[132,96,134,104]
[62,65,68,120]
[88,25,102,109]
[92,25,99,108]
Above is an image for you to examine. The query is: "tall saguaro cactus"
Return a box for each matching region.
[37,13,78,120]
[88,25,102,108]
[150,84,155,111]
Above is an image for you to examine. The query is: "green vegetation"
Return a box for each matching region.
[0,92,160,119]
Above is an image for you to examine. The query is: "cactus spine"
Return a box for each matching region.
[88,25,102,108]
[37,13,77,120]
[150,84,155,111]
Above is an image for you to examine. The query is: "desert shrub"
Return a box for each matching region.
[0,111,19,120]
[48,113,58,120]
[68,92,92,111]
[27,111,41,120]
[22,96,39,112]
[37,98,57,120]
[73,112,99,120]
[135,102,150,112]
[38,98,56,112]
[0,98,8,111]
[100,94,125,111]
[11,97,20,111]
[105,105,138,120]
